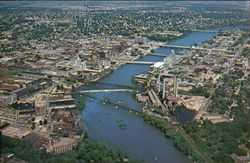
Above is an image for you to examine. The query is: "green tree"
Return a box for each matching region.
[71,84,76,92]
[77,97,85,111]
[31,123,35,130]
[43,119,47,125]
[57,85,60,90]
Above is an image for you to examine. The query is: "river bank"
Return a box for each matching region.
[141,114,209,162]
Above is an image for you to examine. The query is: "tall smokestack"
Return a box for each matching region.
[174,76,178,97]
[162,78,167,99]
[158,75,161,93]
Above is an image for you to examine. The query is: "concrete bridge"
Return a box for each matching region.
[159,44,194,49]
[127,61,155,65]
[82,94,143,115]
[77,89,134,93]
[148,53,166,57]
[191,29,218,33]
[76,82,143,94]
[96,81,143,90]
[97,82,143,90]
[158,44,230,52]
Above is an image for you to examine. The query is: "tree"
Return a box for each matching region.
[35,55,42,60]
[71,84,76,92]
[57,85,60,90]
[77,98,85,111]
[31,123,35,130]
[43,119,47,125]
[83,131,89,139]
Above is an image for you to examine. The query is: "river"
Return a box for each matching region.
[78,26,249,163]
[0,1,248,162]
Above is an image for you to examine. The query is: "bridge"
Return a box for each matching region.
[191,29,218,33]
[77,89,134,93]
[148,53,166,57]
[74,82,144,114]
[81,94,143,115]
[159,44,201,49]
[158,44,230,52]
[93,81,143,91]
[127,61,155,65]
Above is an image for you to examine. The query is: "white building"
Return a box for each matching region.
[69,55,87,71]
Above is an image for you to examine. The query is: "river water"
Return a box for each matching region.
[78,26,248,163]
[0,1,248,162]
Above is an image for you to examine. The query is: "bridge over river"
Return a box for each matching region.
[127,61,155,65]
[148,53,167,57]
[75,82,143,115]
[80,93,143,115]
[158,44,230,52]
[191,29,218,33]
[77,89,134,93]
[97,81,143,90]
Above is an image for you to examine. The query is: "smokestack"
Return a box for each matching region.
[174,76,178,97]
[158,75,161,93]
[162,78,167,99]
